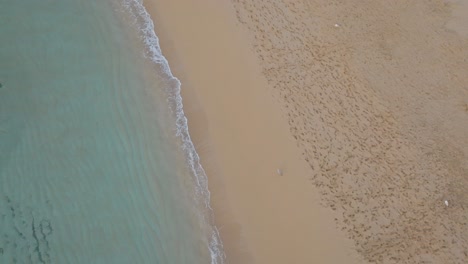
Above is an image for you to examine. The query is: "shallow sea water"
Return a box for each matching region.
[0,1,217,263]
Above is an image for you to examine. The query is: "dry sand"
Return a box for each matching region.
[146,0,467,263]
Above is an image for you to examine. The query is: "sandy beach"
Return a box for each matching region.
[146,0,467,263]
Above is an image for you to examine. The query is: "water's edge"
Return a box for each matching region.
[122,1,225,263]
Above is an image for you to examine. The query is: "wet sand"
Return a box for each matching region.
[146,0,467,263]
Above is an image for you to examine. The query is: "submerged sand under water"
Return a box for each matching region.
[0,1,217,263]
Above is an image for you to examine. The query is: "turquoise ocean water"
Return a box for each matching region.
[0,0,223,263]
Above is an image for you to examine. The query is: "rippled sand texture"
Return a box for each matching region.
[231,0,468,263]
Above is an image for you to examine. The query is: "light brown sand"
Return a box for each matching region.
[230,0,468,263]
[146,0,468,263]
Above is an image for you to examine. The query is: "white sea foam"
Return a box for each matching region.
[122,1,225,263]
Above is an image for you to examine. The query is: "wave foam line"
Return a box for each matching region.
[122,1,225,263]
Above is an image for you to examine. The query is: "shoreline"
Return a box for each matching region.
[144,0,362,263]
[119,1,224,262]
[145,1,358,263]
